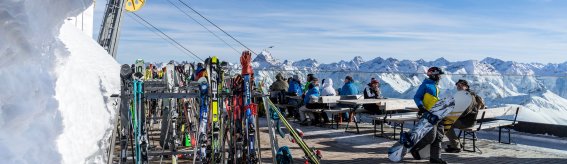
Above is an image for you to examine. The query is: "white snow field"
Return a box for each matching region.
[0,0,119,163]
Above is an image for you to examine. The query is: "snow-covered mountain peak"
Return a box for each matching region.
[431,57,451,66]
[252,50,281,68]
[253,50,279,65]
[293,58,319,68]
[353,56,365,65]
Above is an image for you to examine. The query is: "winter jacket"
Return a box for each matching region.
[145,69,153,80]
[270,73,289,92]
[304,84,320,104]
[303,81,311,93]
[442,90,486,132]
[363,85,380,99]
[339,81,358,96]
[413,78,440,111]
[321,79,337,96]
[288,79,303,96]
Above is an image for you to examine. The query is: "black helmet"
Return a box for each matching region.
[427,67,445,81]
[455,79,468,87]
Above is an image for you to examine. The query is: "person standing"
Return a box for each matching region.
[411,67,447,164]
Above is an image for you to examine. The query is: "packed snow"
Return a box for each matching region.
[55,21,120,163]
[0,0,119,163]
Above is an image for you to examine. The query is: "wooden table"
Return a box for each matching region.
[337,98,416,133]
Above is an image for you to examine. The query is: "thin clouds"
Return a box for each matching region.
[92,0,567,64]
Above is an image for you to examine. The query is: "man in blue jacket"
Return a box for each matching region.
[338,76,358,120]
[411,67,447,164]
[340,76,358,95]
[288,75,302,96]
[287,75,303,119]
[300,78,327,125]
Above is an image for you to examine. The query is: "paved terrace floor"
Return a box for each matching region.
[258,119,567,164]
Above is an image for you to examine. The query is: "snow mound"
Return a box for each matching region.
[0,0,119,163]
[55,22,120,163]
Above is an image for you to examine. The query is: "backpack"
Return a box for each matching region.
[276,146,293,164]
[458,91,485,127]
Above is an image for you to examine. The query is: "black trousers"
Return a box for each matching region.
[363,104,382,114]
[411,122,444,160]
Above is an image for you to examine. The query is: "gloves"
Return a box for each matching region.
[417,105,427,117]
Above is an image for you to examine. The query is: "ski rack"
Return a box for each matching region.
[111,61,275,164]
[112,64,204,164]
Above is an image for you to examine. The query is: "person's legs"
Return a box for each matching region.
[410,127,435,160]
[446,120,466,150]
[337,104,350,121]
[307,103,326,124]
[299,107,308,122]
[288,99,302,120]
[321,112,330,123]
[429,123,445,163]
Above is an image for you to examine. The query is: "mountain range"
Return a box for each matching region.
[248,50,567,125]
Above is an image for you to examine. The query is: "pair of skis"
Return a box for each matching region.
[241,51,260,163]
[194,56,224,163]
[132,59,148,164]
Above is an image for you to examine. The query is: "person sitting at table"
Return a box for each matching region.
[270,73,289,103]
[299,78,329,125]
[321,78,337,96]
[287,75,303,118]
[288,75,303,96]
[363,78,382,114]
[444,79,485,154]
[303,74,315,93]
[338,76,358,120]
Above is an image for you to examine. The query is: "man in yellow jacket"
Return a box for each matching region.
[410,67,446,164]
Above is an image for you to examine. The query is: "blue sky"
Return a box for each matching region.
[93,0,567,64]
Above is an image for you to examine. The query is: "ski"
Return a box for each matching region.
[240,51,259,163]
[133,59,147,164]
[208,56,222,163]
[195,76,210,162]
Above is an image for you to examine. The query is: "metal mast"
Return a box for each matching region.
[97,0,125,58]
